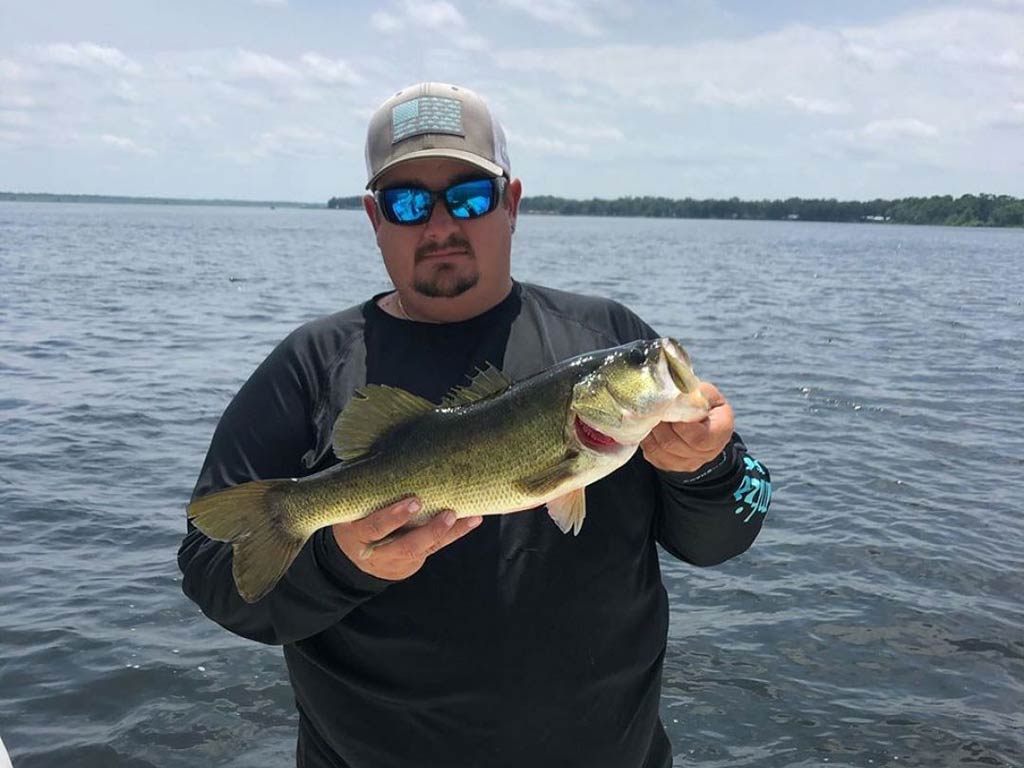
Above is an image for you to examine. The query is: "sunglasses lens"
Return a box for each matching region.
[382,187,433,224]
[446,179,496,219]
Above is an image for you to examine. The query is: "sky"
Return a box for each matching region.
[1,0,1022,202]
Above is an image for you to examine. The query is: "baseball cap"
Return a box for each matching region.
[365,82,511,190]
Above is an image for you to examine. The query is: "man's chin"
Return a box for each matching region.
[413,268,480,299]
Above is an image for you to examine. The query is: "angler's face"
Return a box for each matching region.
[364,158,521,301]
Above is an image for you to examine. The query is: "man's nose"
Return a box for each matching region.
[422,199,461,237]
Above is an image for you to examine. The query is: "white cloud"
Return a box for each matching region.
[511,133,590,156]
[366,2,484,53]
[110,79,145,105]
[224,124,348,164]
[300,53,362,85]
[0,59,26,81]
[228,50,300,82]
[100,133,154,155]
[861,118,939,140]
[499,0,604,37]
[404,0,466,28]
[987,101,1024,128]
[0,110,31,127]
[500,6,1024,136]
[694,81,764,109]
[371,1,467,32]
[176,114,217,130]
[370,11,403,33]
[785,95,851,116]
[37,43,141,75]
[250,0,288,6]
[548,118,624,141]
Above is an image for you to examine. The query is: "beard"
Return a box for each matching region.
[412,235,479,298]
[413,268,479,298]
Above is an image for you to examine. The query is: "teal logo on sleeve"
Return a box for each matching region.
[734,456,771,522]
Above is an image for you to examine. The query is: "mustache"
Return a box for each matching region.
[415,235,474,264]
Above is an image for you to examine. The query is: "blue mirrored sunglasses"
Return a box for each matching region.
[376,177,505,226]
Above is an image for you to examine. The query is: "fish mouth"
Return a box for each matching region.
[574,416,621,453]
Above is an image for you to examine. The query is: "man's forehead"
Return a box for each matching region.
[375,158,489,188]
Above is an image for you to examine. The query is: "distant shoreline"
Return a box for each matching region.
[4,191,1022,227]
[0,192,323,209]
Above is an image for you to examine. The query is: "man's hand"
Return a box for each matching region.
[641,382,734,473]
[332,497,482,581]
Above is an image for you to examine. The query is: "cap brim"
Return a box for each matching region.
[366,149,506,189]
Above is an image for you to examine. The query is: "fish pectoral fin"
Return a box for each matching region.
[546,488,587,536]
[332,385,435,461]
[517,452,580,497]
[440,363,512,408]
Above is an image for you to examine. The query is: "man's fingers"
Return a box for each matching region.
[352,496,420,544]
[380,511,482,561]
[669,419,712,450]
[647,422,709,458]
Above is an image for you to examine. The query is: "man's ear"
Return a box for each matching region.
[505,177,522,233]
[362,194,381,234]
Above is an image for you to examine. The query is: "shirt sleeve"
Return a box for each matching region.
[177,330,391,646]
[654,433,770,566]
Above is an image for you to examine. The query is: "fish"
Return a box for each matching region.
[187,337,710,603]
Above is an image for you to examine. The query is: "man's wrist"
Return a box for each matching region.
[657,444,734,486]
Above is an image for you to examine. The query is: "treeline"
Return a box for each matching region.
[329,192,1024,227]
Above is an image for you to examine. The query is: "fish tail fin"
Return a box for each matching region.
[187,480,307,603]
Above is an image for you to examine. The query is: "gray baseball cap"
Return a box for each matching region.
[364,82,511,189]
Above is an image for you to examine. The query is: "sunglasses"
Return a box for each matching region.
[375,177,505,226]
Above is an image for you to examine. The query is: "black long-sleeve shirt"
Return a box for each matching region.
[178,281,770,768]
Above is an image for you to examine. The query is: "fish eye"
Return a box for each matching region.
[627,346,646,366]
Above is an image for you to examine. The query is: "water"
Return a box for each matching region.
[1,202,1022,767]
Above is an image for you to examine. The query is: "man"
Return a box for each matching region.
[179,82,770,768]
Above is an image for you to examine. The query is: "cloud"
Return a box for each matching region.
[176,114,217,130]
[228,50,300,83]
[511,133,590,156]
[100,133,154,155]
[982,101,1024,129]
[498,0,604,37]
[0,110,32,127]
[499,6,1024,135]
[785,94,851,116]
[370,11,403,33]
[861,118,939,140]
[404,0,466,28]
[0,59,26,81]
[223,124,351,164]
[249,0,287,6]
[300,53,362,85]
[547,118,624,142]
[37,43,141,75]
[366,2,484,52]
[371,0,467,32]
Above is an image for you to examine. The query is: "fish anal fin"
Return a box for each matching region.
[441,363,511,408]
[332,385,434,461]
[546,487,587,536]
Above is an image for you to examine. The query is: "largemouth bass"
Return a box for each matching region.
[188,337,709,602]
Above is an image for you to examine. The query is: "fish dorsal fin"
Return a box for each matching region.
[332,385,434,461]
[440,363,512,408]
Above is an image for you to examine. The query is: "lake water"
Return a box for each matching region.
[1,202,1022,767]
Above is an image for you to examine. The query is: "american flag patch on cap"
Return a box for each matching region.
[391,96,464,143]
